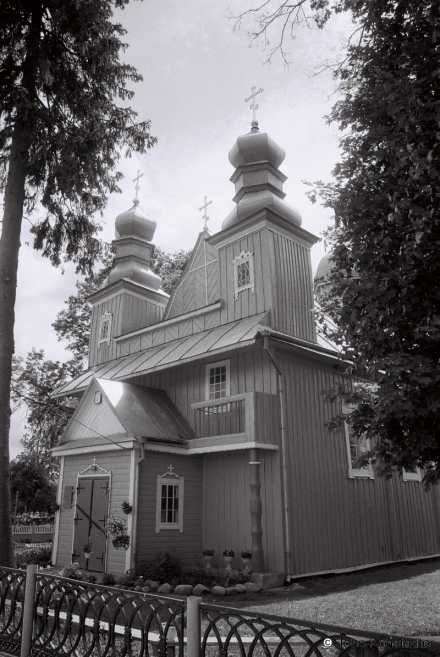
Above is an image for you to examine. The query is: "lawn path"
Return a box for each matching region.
[244,569,440,636]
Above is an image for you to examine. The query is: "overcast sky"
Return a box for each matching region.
[10,0,351,457]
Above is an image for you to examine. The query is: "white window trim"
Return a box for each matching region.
[342,406,374,480]
[402,468,422,482]
[98,312,112,348]
[155,468,184,533]
[205,359,230,401]
[233,251,255,300]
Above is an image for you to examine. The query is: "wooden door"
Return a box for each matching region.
[72,477,109,572]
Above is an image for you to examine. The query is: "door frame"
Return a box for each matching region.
[71,459,112,572]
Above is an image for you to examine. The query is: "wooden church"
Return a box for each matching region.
[50,116,440,583]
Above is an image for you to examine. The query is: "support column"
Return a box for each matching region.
[249,448,264,572]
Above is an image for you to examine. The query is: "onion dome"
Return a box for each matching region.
[106,259,162,290]
[115,198,156,242]
[315,252,335,282]
[222,123,302,230]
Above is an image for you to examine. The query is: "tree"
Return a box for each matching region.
[0,0,156,566]
[236,0,440,482]
[10,456,57,515]
[12,249,192,474]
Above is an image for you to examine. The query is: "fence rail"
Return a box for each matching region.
[14,525,54,535]
[0,567,439,657]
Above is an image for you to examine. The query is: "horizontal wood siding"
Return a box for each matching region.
[55,451,132,576]
[136,452,203,567]
[203,450,284,573]
[133,348,278,429]
[219,230,271,325]
[280,352,440,575]
[269,231,317,342]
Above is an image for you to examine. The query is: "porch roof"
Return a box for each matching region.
[51,312,270,399]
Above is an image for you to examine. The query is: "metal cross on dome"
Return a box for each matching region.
[245,86,264,124]
[133,169,144,204]
[199,196,213,232]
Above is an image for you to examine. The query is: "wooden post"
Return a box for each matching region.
[20,564,38,657]
[249,448,264,572]
[186,596,201,657]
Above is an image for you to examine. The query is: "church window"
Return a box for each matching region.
[402,468,422,482]
[206,360,230,401]
[98,312,112,348]
[233,251,255,300]
[343,407,374,479]
[156,466,184,532]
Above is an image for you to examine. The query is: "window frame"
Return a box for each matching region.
[233,251,255,300]
[98,312,112,348]
[205,359,230,402]
[342,406,374,479]
[155,473,184,533]
[402,468,422,482]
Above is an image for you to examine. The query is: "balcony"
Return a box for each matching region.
[189,392,279,452]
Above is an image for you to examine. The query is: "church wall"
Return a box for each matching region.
[279,351,440,576]
[202,449,284,573]
[89,296,123,367]
[268,230,317,343]
[218,229,273,325]
[119,293,165,335]
[136,452,203,567]
[54,451,132,576]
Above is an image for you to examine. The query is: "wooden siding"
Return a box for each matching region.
[166,238,220,319]
[279,352,440,575]
[136,452,203,567]
[120,293,165,336]
[89,296,123,367]
[55,451,132,576]
[218,230,272,325]
[203,450,284,573]
[268,231,317,342]
[133,348,278,430]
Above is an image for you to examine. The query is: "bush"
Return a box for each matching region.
[102,572,116,586]
[58,563,97,583]
[16,548,51,568]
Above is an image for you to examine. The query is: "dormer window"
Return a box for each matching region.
[98,312,112,348]
[233,251,255,300]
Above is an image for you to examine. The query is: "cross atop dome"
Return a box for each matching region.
[133,169,144,206]
[245,86,263,132]
[199,196,213,233]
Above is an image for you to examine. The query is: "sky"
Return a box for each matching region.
[10,0,351,457]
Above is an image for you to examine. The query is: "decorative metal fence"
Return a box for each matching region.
[1,566,440,657]
[199,602,440,657]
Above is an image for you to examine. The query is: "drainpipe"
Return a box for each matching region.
[261,331,292,578]
[130,438,146,568]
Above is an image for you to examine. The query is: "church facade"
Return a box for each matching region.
[50,119,440,581]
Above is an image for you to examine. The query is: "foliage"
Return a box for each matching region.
[58,562,97,583]
[122,553,183,585]
[223,549,234,557]
[102,572,116,586]
[241,551,252,559]
[16,547,52,568]
[107,514,130,550]
[83,542,92,553]
[10,456,57,514]
[151,247,192,295]
[202,549,214,556]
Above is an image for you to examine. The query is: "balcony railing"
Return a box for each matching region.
[191,392,279,448]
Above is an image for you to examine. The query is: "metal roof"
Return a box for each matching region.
[51,312,270,399]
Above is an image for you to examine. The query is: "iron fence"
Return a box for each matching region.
[199,602,440,657]
[0,566,26,655]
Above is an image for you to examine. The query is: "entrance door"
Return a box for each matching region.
[72,477,109,572]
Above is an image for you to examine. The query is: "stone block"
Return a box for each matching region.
[193,584,210,596]
[174,584,194,596]
[157,583,172,594]
[149,581,160,590]
[225,587,238,596]
[250,572,285,590]
[141,586,151,593]
[211,586,226,596]
[235,584,247,594]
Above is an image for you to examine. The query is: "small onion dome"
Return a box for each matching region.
[315,252,335,281]
[228,128,286,169]
[115,199,156,242]
[106,260,162,291]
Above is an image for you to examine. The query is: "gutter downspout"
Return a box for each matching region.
[130,438,146,568]
[261,331,292,579]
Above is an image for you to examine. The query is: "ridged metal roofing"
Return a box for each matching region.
[51,312,270,399]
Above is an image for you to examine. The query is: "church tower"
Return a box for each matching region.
[208,114,319,342]
[87,186,169,367]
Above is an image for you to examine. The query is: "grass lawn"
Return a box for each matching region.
[232,559,440,637]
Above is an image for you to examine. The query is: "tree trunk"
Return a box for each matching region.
[0,126,29,566]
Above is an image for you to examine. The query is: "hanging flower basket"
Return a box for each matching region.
[107,515,130,551]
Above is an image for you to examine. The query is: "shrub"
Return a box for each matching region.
[16,548,51,568]
[102,572,116,586]
[58,563,97,583]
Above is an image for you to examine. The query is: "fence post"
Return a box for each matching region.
[187,596,201,657]
[20,564,38,657]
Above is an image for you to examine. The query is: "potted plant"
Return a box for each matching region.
[121,501,132,515]
[107,515,131,551]
[241,550,252,571]
[222,549,234,573]
[83,542,92,559]
[202,549,214,570]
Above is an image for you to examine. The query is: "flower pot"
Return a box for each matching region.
[84,552,92,559]
[241,557,252,572]
[203,554,213,571]
[223,555,234,573]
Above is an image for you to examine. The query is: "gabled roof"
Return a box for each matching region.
[52,377,193,454]
[51,312,270,399]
